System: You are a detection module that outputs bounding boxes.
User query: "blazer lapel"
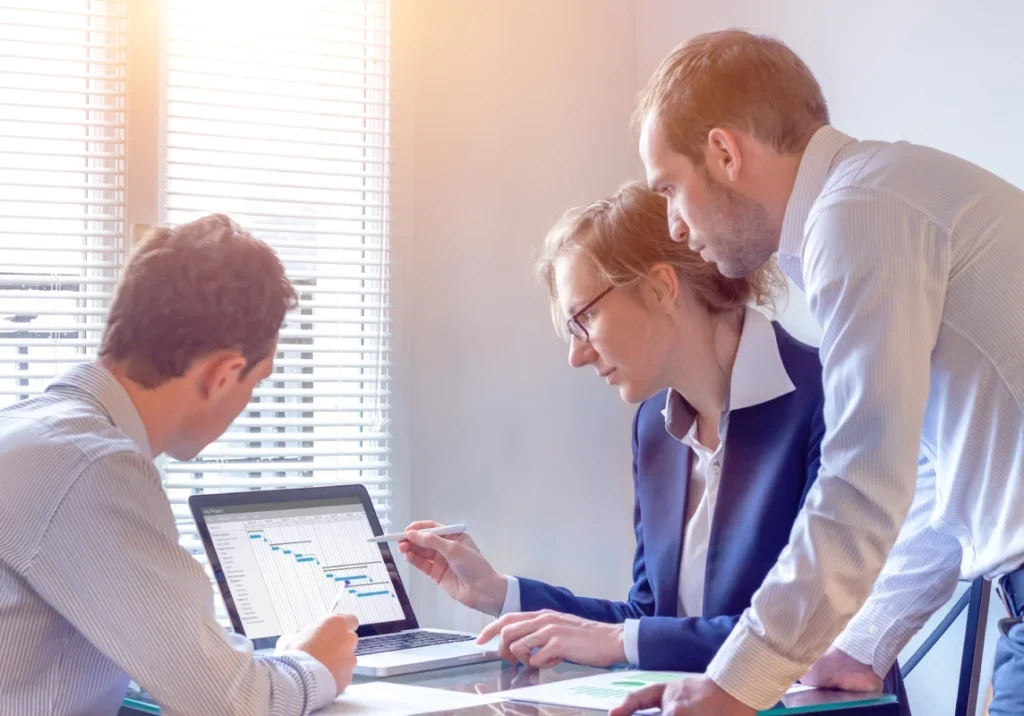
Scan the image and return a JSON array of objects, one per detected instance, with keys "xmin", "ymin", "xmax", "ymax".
[
  {"xmin": 703, "ymin": 406, "xmax": 763, "ymax": 615},
  {"xmin": 639, "ymin": 405, "xmax": 694, "ymax": 617}
]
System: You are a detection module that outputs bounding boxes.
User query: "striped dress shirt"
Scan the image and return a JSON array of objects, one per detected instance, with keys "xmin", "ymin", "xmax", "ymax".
[
  {"xmin": 706, "ymin": 126, "xmax": 1024, "ymax": 709},
  {"xmin": 0, "ymin": 363, "xmax": 336, "ymax": 716}
]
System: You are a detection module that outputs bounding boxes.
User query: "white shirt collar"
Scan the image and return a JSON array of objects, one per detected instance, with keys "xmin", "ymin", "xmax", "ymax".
[
  {"xmin": 778, "ymin": 126, "xmax": 856, "ymax": 288},
  {"xmin": 728, "ymin": 306, "xmax": 796, "ymax": 410},
  {"xmin": 48, "ymin": 362, "xmax": 153, "ymax": 458},
  {"xmin": 678, "ymin": 417, "xmax": 705, "ymax": 455},
  {"xmin": 662, "ymin": 306, "xmax": 796, "ymax": 438}
]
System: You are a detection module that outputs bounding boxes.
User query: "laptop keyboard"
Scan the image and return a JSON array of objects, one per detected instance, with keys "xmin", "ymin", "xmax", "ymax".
[{"xmin": 355, "ymin": 631, "xmax": 475, "ymax": 656}]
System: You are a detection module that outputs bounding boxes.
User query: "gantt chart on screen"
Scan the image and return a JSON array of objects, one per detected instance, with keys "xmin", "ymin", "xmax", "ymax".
[{"xmin": 202, "ymin": 498, "xmax": 404, "ymax": 639}]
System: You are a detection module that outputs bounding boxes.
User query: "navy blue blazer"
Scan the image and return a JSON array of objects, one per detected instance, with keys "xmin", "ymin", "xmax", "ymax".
[{"xmin": 517, "ymin": 323, "xmax": 908, "ymax": 711}]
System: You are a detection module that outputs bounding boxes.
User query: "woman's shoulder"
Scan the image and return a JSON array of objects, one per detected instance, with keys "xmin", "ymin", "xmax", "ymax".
[{"xmin": 770, "ymin": 321, "xmax": 824, "ymax": 394}]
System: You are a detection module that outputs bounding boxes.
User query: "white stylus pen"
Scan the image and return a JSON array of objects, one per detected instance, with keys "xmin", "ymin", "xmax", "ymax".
[{"xmin": 366, "ymin": 523, "xmax": 466, "ymax": 543}]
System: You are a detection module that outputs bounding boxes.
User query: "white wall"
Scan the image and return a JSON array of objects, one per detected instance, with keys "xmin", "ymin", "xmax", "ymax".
[
  {"xmin": 391, "ymin": 0, "xmax": 641, "ymax": 633},
  {"xmin": 638, "ymin": 0, "xmax": 1024, "ymax": 347},
  {"xmin": 636, "ymin": 2, "xmax": 1024, "ymax": 713},
  {"xmin": 391, "ymin": 2, "xmax": 1019, "ymax": 712}
]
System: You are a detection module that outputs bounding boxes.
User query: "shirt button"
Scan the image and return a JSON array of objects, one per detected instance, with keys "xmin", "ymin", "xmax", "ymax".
[{"xmin": 712, "ymin": 462, "xmax": 721, "ymax": 477}]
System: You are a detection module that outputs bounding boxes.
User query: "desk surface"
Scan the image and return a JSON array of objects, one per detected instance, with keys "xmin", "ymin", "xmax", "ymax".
[{"xmin": 122, "ymin": 660, "xmax": 898, "ymax": 715}]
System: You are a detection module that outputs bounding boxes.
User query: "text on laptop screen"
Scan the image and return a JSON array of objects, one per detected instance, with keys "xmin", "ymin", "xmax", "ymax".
[{"xmin": 201, "ymin": 497, "xmax": 405, "ymax": 639}]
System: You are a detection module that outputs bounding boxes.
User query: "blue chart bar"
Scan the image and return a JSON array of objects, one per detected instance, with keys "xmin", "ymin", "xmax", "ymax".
[
  {"xmin": 255, "ymin": 535, "xmax": 364, "ymax": 586},
  {"xmin": 250, "ymin": 533, "xmax": 324, "ymax": 566},
  {"xmin": 241, "ymin": 514, "xmax": 407, "ymax": 632}
]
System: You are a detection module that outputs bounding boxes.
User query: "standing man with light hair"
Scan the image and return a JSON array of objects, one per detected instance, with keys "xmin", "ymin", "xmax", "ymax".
[
  {"xmin": 0, "ymin": 214, "xmax": 359, "ymax": 716},
  {"xmin": 613, "ymin": 29, "xmax": 1024, "ymax": 716}
]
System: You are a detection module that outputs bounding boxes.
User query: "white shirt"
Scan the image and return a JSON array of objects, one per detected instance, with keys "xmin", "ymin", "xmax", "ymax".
[
  {"xmin": 676, "ymin": 419, "xmax": 720, "ymax": 621},
  {"xmin": 501, "ymin": 307, "xmax": 796, "ymax": 666},
  {"xmin": 671, "ymin": 306, "xmax": 797, "ymax": 624},
  {"xmin": 0, "ymin": 364, "xmax": 336, "ymax": 716},
  {"xmin": 708, "ymin": 126, "xmax": 1024, "ymax": 710}
]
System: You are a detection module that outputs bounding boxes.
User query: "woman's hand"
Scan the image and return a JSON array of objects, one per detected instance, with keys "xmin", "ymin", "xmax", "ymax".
[
  {"xmin": 476, "ymin": 610, "xmax": 626, "ymax": 669},
  {"xmin": 398, "ymin": 520, "xmax": 508, "ymax": 615}
]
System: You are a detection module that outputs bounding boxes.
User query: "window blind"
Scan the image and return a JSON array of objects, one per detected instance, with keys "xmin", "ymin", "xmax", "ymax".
[
  {"xmin": 160, "ymin": 0, "xmax": 392, "ymax": 565},
  {"xmin": 0, "ymin": 1, "xmax": 126, "ymax": 403}
]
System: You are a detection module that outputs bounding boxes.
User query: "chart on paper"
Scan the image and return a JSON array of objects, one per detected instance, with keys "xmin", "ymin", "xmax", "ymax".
[
  {"xmin": 203, "ymin": 499, "xmax": 405, "ymax": 639},
  {"xmin": 505, "ymin": 671, "xmax": 817, "ymax": 713}
]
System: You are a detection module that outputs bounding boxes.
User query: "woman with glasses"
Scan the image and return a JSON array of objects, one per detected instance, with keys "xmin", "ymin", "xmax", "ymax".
[{"xmin": 399, "ymin": 181, "xmax": 907, "ymax": 712}]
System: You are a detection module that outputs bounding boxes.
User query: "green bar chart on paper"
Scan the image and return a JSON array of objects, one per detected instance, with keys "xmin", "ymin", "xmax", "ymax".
[
  {"xmin": 506, "ymin": 670, "xmax": 696, "ymax": 712},
  {"xmin": 610, "ymin": 672, "xmax": 685, "ymax": 687},
  {"xmin": 507, "ymin": 670, "xmax": 898, "ymax": 714},
  {"xmin": 570, "ymin": 671, "xmax": 686, "ymax": 700}
]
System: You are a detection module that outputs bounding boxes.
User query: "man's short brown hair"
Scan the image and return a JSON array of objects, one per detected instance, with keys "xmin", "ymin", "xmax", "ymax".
[
  {"xmin": 634, "ymin": 29, "xmax": 830, "ymax": 163},
  {"xmin": 99, "ymin": 214, "xmax": 298, "ymax": 388}
]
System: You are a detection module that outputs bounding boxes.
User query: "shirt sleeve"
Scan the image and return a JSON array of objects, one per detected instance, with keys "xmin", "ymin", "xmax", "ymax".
[
  {"xmin": 832, "ymin": 454, "xmax": 962, "ymax": 674},
  {"xmin": 706, "ymin": 187, "xmax": 950, "ymax": 709},
  {"xmin": 21, "ymin": 451, "xmax": 338, "ymax": 716},
  {"xmin": 623, "ymin": 619, "xmax": 641, "ymax": 665},
  {"xmin": 499, "ymin": 577, "xmax": 522, "ymax": 615}
]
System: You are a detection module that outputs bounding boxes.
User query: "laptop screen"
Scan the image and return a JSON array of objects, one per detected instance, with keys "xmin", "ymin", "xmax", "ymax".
[{"xmin": 199, "ymin": 493, "xmax": 410, "ymax": 641}]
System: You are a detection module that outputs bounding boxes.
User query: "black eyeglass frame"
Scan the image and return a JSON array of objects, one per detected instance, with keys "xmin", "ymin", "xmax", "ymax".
[{"xmin": 566, "ymin": 286, "xmax": 614, "ymax": 342}]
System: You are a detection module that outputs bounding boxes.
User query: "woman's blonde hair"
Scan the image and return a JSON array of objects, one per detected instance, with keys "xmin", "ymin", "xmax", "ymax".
[{"xmin": 537, "ymin": 181, "xmax": 784, "ymax": 336}]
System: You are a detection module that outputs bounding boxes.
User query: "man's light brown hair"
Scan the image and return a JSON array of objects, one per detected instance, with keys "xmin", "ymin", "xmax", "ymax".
[
  {"xmin": 634, "ymin": 29, "xmax": 830, "ymax": 163},
  {"xmin": 99, "ymin": 214, "xmax": 298, "ymax": 388}
]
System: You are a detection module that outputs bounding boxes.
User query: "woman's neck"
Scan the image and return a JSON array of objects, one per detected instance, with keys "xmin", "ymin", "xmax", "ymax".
[{"xmin": 672, "ymin": 307, "xmax": 745, "ymax": 449}]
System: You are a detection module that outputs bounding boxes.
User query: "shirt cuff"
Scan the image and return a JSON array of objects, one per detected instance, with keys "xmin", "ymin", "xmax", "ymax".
[
  {"xmin": 706, "ymin": 622, "xmax": 809, "ymax": 711},
  {"xmin": 623, "ymin": 619, "xmax": 641, "ymax": 665},
  {"xmin": 500, "ymin": 576, "xmax": 521, "ymax": 615},
  {"xmin": 278, "ymin": 649, "xmax": 339, "ymax": 710},
  {"xmin": 831, "ymin": 600, "xmax": 919, "ymax": 677},
  {"xmin": 227, "ymin": 631, "xmax": 256, "ymax": 654}
]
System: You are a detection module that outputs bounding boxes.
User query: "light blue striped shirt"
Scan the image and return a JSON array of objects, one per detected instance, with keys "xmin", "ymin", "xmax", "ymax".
[
  {"xmin": 707, "ymin": 126, "xmax": 1024, "ymax": 709},
  {"xmin": 0, "ymin": 363, "xmax": 336, "ymax": 716}
]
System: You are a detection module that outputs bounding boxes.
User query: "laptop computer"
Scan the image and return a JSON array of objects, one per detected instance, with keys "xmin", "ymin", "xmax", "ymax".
[{"xmin": 189, "ymin": 484, "xmax": 501, "ymax": 677}]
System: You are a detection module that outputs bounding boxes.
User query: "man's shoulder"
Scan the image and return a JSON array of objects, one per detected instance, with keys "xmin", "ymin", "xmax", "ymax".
[
  {"xmin": 820, "ymin": 137, "xmax": 984, "ymax": 216},
  {"xmin": 0, "ymin": 390, "xmax": 143, "ymax": 463},
  {"xmin": 818, "ymin": 137, "xmax": 901, "ymax": 199},
  {"xmin": 0, "ymin": 393, "xmax": 155, "ymax": 571}
]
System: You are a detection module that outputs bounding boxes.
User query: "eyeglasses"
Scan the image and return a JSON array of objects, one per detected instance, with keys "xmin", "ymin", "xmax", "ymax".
[{"xmin": 566, "ymin": 286, "xmax": 614, "ymax": 343}]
